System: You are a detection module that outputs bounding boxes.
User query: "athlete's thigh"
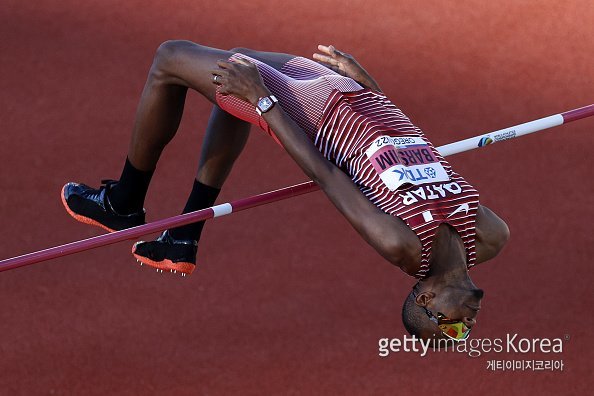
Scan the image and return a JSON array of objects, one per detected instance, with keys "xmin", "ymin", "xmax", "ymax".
[
  {"xmin": 162, "ymin": 43, "xmax": 297, "ymax": 103},
  {"xmin": 229, "ymin": 47, "xmax": 297, "ymax": 71}
]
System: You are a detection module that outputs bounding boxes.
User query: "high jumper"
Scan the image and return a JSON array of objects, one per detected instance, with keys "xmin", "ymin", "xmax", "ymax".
[{"xmin": 50, "ymin": 42, "xmax": 587, "ymax": 341}]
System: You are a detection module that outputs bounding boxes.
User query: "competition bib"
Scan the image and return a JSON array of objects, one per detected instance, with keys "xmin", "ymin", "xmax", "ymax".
[{"xmin": 365, "ymin": 136, "xmax": 449, "ymax": 191}]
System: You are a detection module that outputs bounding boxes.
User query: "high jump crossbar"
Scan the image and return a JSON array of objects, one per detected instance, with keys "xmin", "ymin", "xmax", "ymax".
[{"xmin": 1, "ymin": 104, "xmax": 592, "ymax": 273}]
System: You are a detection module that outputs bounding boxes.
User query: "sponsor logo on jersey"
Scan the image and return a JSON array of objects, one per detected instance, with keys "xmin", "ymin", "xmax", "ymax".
[
  {"xmin": 424, "ymin": 167, "xmax": 437, "ymax": 178},
  {"xmin": 447, "ymin": 202, "xmax": 470, "ymax": 218}
]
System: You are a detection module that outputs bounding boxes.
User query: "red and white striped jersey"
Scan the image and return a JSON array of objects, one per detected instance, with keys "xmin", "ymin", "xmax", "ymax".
[
  {"xmin": 216, "ymin": 54, "xmax": 480, "ymax": 278},
  {"xmin": 316, "ymin": 89, "xmax": 479, "ymax": 278}
]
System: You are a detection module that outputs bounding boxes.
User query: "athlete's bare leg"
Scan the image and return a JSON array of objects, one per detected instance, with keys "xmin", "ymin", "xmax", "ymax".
[
  {"xmin": 124, "ymin": 43, "xmax": 299, "ymax": 270},
  {"xmin": 126, "ymin": 41, "xmax": 234, "ymax": 172},
  {"xmin": 193, "ymin": 106, "xmax": 252, "ymax": 188}
]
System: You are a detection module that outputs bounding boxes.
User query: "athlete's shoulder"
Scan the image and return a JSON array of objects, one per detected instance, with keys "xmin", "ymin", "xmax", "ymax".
[{"xmin": 473, "ymin": 205, "xmax": 510, "ymax": 265}]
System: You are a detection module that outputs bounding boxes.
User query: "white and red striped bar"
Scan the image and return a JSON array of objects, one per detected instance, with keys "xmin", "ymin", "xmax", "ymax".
[
  {"xmin": 438, "ymin": 104, "xmax": 594, "ymax": 156},
  {"xmin": 0, "ymin": 182, "xmax": 319, "ymax": 272},
  {"xmin": 1, "ymin": 104, "xmax": 592, "ymax": 272}
]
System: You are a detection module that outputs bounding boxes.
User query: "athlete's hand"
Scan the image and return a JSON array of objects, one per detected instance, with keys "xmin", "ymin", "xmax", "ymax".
[
  {"xmin": 211, "ymin": 58, "xmax": 271, "ymax": 105},
  {"xmin": 313, "ymin": 45, "xmax": 381, "ymax": 92}
]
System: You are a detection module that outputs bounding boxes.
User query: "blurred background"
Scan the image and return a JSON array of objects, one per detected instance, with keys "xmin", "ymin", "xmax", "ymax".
[{"xmin": 1, "ymin": 0, "xmax": 592, "ymax": 394}]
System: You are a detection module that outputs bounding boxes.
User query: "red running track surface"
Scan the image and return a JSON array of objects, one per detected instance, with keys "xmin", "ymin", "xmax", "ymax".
[{"xmin": 1, "ymin": 1, "xmax": 593, "ymax": 394}]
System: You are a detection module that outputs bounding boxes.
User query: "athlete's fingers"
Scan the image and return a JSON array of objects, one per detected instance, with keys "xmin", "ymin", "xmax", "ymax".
[
  {"xmin": 216, "ymin": 59, "xmax": 235, "ymax": 69},
  {"xmin": 327, "ymin": 45, "xmax": 338, "ymax": 57},
  {"xmin": 315, "ymin": 44, "xmax": 350, "ymax": 67},
  {"xmin": 317, "ymin": 44, "xmax": 341, "ymax": 58},
  {"xmin": 217, "ymin": 83, "xmax": 229, "ymax": 94},
  {"xmin": 209, "ymin": 68, "xmax": 229, "ymax": 76},
  {"xmin": 231, "ymin": 57, "xmax": 253, "ymax": 66},
  {"xmin": 313, "ymin": 53, "xmax": 340, "ymax": 66},
  {"xmin": 210, "ymin": 58, "xmax": 265, "ymax": 102},
  {"xmin": 212, "ymin": 60, "xmax": 249, "ymax": 82},
  {"xmin": 316, "ymin": 45, "xmax": 334, "ymax": 59},
  {"xmin": 209, "ymin": 68, "xmax": 228, "ymax": 85},
  {"xmin": 328, "ymin": 45, "xmax": 348, "ymax": 59},
  {"xmin": 316, "ymin": 44, "xmax": 330, "ymax": 53},
  {"xmin": 312, "ymin": 53, "xmax": 331, "ymax": 63},
  {"xmin": 216, "ymin": 80, "xmax": 245, "ymax": 100},
  {"xmin": 327, "ymin": 45, "xmax": 355, "ymax": 65}
]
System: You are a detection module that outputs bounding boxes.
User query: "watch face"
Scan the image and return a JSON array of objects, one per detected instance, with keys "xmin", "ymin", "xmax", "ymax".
[{"xmin": 259, "ymin": 97, "xmax": 273, "ymax": 110}]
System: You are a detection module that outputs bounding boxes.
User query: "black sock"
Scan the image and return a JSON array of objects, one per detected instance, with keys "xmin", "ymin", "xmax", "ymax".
[
  {"xmin": 169, "ymin": 179, "xmax": 221, "ymax": 241},
  {"xmin": 109, "ymin": 157, "xmax": 154, "ymax": 214}
]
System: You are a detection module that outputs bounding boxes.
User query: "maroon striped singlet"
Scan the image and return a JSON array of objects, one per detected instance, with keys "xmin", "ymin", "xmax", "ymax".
[{"xmin": 216, "ymin": 54, "xmax": 479, "ymax": 278}]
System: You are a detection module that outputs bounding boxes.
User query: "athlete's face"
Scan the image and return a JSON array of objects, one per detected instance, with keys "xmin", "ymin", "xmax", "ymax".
[{"xmin": 424, "ymin": 286, "xmax": 484, "ymax": 335}]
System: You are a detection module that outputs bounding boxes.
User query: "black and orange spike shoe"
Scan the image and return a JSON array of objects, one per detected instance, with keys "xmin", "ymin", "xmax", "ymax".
[
  {"xmin": 61, "ymin": 180, "xmax": 145, "ymax": 232},
  {"xmin": 132, "ymin": 231, "xmax": 197, "ymax": 277}
]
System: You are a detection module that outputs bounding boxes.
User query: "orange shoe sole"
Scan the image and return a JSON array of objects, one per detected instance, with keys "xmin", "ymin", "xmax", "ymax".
[
  {"xmin": 60, "ymin": 185, "xmax": 116, "ymax": 233},
  {"xmin": 132, "ymin": 247, "xmax": 195, "ymax": 277}
]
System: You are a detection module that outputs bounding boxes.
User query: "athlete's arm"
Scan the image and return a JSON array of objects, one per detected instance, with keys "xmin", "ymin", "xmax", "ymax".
[
  {"xmin": 212, "ymin": 58, "xmax": 419, "ymax": 266},
  {"xmin": 474, "ymin": 205, "xmax": 510, "ymax": 264},
  {"xmin": 312, "ymin": 45, "xmax": 382, "ymax": 92}
]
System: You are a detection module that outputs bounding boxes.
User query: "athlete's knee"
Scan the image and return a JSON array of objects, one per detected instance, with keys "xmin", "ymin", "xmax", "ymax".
[{"xmin": 150, "ymin": 40, "xmax": 202, "ymax": 80}]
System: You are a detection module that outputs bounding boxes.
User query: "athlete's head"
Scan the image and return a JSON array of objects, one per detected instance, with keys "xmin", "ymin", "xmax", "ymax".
[{"xmin": 402, "ymin": 282, "xmax": 483, "ymax": 340}]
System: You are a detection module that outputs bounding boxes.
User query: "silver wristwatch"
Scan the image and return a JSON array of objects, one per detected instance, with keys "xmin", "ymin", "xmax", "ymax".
[{"xmin": 256, "ymin": 95, "xmax": 278, "ymax": 115}]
